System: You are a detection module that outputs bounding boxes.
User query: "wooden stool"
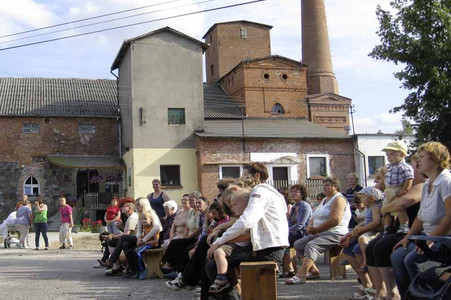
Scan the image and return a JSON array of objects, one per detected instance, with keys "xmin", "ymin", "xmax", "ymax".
[
  {"xmin": 240, "ymin": 261, "xmax": 277, "ymax": 300},
  {"xmin": 328, "ymin": 245, "xmax": 347, "ymax": 280},
  {"xmin": 143, "ymin": 248, "xmax": 164, "ymax": 279}
]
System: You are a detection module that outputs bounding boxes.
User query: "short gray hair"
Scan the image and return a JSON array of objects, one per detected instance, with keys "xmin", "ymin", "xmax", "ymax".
[{"xmin": 163, "ymin": 200, "xmax": 178, "ymax": 212}]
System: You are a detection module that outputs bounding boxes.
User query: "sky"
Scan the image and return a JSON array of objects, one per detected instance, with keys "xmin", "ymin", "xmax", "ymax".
[{"xmin": 0, "ymin": 0, "xmax": 410, "ymax": 134}]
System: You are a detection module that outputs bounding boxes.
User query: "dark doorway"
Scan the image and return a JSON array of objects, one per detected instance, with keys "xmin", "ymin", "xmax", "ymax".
[
  {"xmin": 76, "ymin": 170, "xmax": 88, "ymax": 198},
  {"xmin": 273, "ymin": 167, "xmax": 289, "ymax": 181}
]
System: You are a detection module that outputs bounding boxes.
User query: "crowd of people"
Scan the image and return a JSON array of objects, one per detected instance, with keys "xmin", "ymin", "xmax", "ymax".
[{"xmin": 1, "ymin": 140, "xmax": 450, "ymax": 300}]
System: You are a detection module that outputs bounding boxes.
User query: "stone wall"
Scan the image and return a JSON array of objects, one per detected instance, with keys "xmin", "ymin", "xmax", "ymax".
[{"xmin": 0, "ymin": 162, "xmax": 21, "ymax": 219}]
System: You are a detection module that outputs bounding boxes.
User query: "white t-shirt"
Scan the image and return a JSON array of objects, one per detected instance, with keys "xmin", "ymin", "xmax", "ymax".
[
  {"xmin": 124, "ymin": 212, "xmax": 139, "ymax": 236},
  {"xmin": 418, "ymin": 169, "xmax": 451, "ymax": 235}
]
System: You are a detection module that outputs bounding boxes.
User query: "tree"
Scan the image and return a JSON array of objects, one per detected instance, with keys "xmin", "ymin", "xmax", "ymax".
[
  {"xmin": 395, "ymin": 117, "xmax": 415, "ymax": 136},
  {"xmin": 370, "ymin": 0, "xmax": 451, "ymax": 150}
]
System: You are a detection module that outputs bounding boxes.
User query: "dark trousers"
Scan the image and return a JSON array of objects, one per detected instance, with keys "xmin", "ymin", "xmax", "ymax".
[
  {"xmin": 201, "ymin": 245, "xmax": 284, "ymax": 300},
  {"xmin": 108, "ymin": 235, "xmax": 137, "ymax": 263},
  {"xmin": 34, "ymin": 223, "xmax": 49, "ymax": 248},
  {"xmin": 182, "ymin": 236, "xmax": 209, "ymax": 286},
  {"xmin": 162, "ymin": 237, "xmax": 197, "ymax": 272},
  {"xmin": 101, "ymin": 245, "xmax": 110, "ymax": 262}
]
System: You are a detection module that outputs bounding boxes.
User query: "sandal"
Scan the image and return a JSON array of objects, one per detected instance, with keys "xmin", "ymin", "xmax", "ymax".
[
  {"xmin": 285, "ymin": 276, "xmax": 306, "ymax": 285},
  {"xmin": 279, "ymin": 271, "xmax": 296, "ymax": 278},
  {"xmin": 306, "ymin": 272, "xmax": 320, "ymax": 280}
]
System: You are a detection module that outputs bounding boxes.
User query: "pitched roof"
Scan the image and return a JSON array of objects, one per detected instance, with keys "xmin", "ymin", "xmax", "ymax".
[
  {"xmin": 203, "ymin": 83, "xmax": 245, "ymax": 119},
  {"xmin": 0, "ymin": 77, "xmax": 117, "ymax": 117},
  {"xmin": 202, "ymin": 20, "xmax": 273, "ymax": 39},
  {"xmin": 195, "ymin": 118, "xmax": 352, "ymax": 139},
  {"xmin": 111, "ymin": 26, "xmax": 208, "ymax": 70}
]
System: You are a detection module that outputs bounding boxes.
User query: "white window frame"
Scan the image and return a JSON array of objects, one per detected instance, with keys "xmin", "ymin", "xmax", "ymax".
[
  {"xmin": 306, "ymin": 154, "xmax": 330, "ymax": 178},
  {"xmin": 219, "ymin": 165, "xmax": 243, "ymax": 180},
  {"xmin": 367, "ymin": 155, "xmax": 386, "ymax": 177},
  {"xmin": 23, "ymin": 175, "xmax": 40, "ymax": 196}
]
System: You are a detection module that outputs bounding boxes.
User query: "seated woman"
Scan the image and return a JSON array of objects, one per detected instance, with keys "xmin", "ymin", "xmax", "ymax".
[
  {"xmin": 286, "ymin": 177, "xmax": 351, "ymax": 285},
  {"xmin": 160, "ymin": 200, "xmax": 178, "ymax": 246},
  {"xmin": 162, "ymin": 194, "xmax": 191, "ymax": 249},
  {"xmin": 280, "ymin": 184, "xmax": 312, "ymax": 278},
  {"xmin": 391, "ymin": 142, "xmax": 451, "ymax": 299}
]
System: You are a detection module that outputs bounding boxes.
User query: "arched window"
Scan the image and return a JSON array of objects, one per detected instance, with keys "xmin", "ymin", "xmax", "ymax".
[
  {"xmin": 24, "ymin": 176, "xmax": 40, "ymax": 196},
  {"xmin": 271, "ymin": 103, "xmax": 285, "ymax": 115}
]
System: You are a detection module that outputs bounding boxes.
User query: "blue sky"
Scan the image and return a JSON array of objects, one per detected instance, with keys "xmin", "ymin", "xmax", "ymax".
[{"xmin": 0, "ymin": 0, "xmax": 409, "ymax": 134}]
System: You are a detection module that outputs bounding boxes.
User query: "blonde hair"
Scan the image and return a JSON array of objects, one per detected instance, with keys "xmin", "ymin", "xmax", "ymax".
[
  {"xmin": 139, "ymin": 210, "xmax": 153, "ymax": 221},
  {"xmin": 417, "ymin": 142, "xmax": 450, "ymax": 170},
  {"xmin": 135, "ymin": 197, "xmax": 151, "ymax": 212}
]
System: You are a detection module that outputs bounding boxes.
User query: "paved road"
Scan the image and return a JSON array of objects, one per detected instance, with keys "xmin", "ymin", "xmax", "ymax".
[{"xmin": 0, "ymin": 233, "xmax": 360, "ymax": 299}]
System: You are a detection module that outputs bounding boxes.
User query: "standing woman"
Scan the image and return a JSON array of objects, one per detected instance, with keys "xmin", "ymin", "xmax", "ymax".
[
  {"xmin": 147, "ymin": 179, "xmax": 170, "ymax": 223},
  {"xmin": 34, "ymin": 197, "xmax": 49, "ymax": 250},
  {"xmin": 16, "ymin": 198, "xmax": 33, "ymax": 249}
]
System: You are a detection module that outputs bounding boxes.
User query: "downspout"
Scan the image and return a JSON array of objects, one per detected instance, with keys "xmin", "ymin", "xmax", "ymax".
[{"xmin": 110, "ymin": 69, "xmax": 121, "ymax": 158}]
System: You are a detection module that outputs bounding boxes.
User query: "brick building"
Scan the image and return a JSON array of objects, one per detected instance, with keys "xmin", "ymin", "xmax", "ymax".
[{"xmin": 0, "ymin": 78, "xmax": 122, "ymax": 219}]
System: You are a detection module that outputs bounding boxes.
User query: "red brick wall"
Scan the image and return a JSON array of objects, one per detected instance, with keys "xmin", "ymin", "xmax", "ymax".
[
  {"xmin": 196, "ymin": 137, "xmax": 355, "ymax": 200},
  {"xmin": 0, "ymin": 117, "xmax": 119, "ymax": 164}
]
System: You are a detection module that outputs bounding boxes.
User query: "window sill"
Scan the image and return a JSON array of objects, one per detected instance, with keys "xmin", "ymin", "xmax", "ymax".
[{"xmin": 162, "ymin": 185, "xmax": 183, "ymax": 190}]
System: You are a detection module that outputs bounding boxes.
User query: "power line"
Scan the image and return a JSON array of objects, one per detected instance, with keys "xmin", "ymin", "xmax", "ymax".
[
  {"xmin": 0, "ymin": 0, "xmax": 187, "ymax": 39},
  {"xmin": 0, "ymin": 0, "xmax": 265, "ymax": 52},
  {"xmin": 0, "ymin": 0, "xmax": 218, "ymax": 45}
]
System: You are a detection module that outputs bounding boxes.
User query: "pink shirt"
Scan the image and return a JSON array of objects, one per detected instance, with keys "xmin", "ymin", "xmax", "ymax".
[{"xmin": 59, "ymin": 205, "xmax": 73, "ymax": 223}]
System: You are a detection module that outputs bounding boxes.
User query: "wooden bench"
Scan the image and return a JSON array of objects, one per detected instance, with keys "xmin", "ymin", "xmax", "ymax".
[
  {"xmin": 143, "ymin": 248, "xmax": 164, "ymax": 279},
  {"xmin": 240, "ymin": 261, "xmax": 277, "ymax": 300},
  {"xmin": 327, "ymin": 245, "xmax": 347, "ymax": 280}
]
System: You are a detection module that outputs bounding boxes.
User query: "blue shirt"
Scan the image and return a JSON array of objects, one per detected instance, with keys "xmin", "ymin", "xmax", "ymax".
[{"xmin": 288, "ymin": 201, "xmax": 312, "ymax": 234}]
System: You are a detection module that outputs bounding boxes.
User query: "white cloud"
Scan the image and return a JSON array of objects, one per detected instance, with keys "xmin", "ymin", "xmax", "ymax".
[{"xmin": 354, "ymin": 111, "xmax": 404, "ymax": 134}]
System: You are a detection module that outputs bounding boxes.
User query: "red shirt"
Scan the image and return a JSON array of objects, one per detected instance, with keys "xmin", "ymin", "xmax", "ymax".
[{"xmin": 105, "ymin": 205, "xmax": 120, "ymax": 221}]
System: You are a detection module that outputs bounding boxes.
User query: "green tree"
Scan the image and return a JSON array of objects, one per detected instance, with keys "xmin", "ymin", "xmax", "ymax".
[{"xmin": 370, "ymin": 0, "xmax": 451, "ymax": 150}]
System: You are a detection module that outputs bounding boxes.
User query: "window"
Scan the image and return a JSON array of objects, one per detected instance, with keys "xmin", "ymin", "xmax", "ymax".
[
  {"xmin": 160, "ymin": 165, "xmax": 181, "ymax": 186},
  {"xmin": 24, "ymin": 176, "xmax": 40, "ymax": 196},
  {"xmin": 219, "ymin": 166, "xmax": 242, "ymax": 179},
  {"xmin": 368, "ymin": 156, "xmax": 385, "ymax": 176},
  {"xmin": 271, "ymin": 103, "xmax": 285, "ymax": 115},
  {"xmin": 22, "ymin": 123, "xmax": 39, "ymax": 133},
  {"xmin": 306, "ymin": 154, "xmax": 330, "ymax": 178},
  {"xmin": 168, "ymin": 108, "xmax": 185, "ymax": 125},
  {"xmin": 273, "ymin": 167, "xmax": 289, "ymax": 182},
  {"xmin": 79, "ymin": 124, "xmax": 96, "ymax": 133},
  {"xmin": 240, "ymin": 27, "xmax": 247, "ymax": 39}
]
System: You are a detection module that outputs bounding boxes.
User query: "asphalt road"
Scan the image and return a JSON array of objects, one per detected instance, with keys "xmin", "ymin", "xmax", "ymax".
[{"xmin": 0, "ymin": 233, "xmax": 360, "ymax": 299}]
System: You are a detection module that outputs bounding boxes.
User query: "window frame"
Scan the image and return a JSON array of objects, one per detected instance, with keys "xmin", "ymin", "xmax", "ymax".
[
  {"xmin": 219, "ymin": 165, "xmax": 243, "ymax": 180},
  {"xmin": 306, "ymin": 154, "xmax": 330, "ymax": 179},
  {"xmin": 23, "ymin": 175, "xmax": 40, "ymax": 196},
  {"xmin": 22, "ymin": 123, "xmax": 40, "ymax": 133},
  {"xmin": 160, "ymin": 165, "xmax": 181, "ymax": 187},
  {"xmin": 78, "ymin": 124, "xmax": 96, "ymax": 133},
  {"xmin": 167, "ymin": 108, "xmax": 186, "ymax": 126},
  {"xmin": 368, "ymin": 155, "xmax": 386, "ymax": 177}
]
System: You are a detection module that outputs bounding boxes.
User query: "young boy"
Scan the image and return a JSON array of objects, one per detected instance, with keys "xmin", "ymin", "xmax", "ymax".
[
  {"xmin": 209, "ymin": 188, "xmax": 251, "ymax": 293},
  {"xmin": 382, "ymin": 141, "xmax": 414, "ymax": 235}
]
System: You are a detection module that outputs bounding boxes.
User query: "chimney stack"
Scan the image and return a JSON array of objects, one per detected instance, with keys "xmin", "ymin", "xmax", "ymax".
[{"xmin": 301, "ymin": 0, "xmax": 338, "ymax": 95}]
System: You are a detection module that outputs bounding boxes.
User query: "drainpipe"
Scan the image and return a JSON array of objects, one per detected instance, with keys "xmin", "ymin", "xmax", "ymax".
[{"xmin": 110, "ymin": 69, "xmax": 121, "ymax": 158}]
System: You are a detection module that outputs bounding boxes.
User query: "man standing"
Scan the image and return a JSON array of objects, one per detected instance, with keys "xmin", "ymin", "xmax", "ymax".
[{"xmin": 59, "ymin": 197, "xmax": 73, "ymax": 249}]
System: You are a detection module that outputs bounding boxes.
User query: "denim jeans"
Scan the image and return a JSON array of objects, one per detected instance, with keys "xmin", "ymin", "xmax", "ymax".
[{"xmin": 34, "ymin": 222, "xmax": 49, "ymax": 248}]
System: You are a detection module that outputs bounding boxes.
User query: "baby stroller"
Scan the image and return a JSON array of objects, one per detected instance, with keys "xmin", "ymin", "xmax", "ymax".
[
  {"xmin": 406, "ymin": 235, "xmax": 451, "ymax": 300},
  {"xmin": 3, "ymin": 225, "xmax": 21, "ymax": 248}
]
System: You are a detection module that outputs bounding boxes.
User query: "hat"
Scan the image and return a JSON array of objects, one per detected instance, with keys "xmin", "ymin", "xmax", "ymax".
[
  {"xmin": 357, "ymin": 187, "xmax": 384, "ymax": 201},
  {"xmin": 382, "ymin": 140, "xmax": 408, "ymax": 155}
]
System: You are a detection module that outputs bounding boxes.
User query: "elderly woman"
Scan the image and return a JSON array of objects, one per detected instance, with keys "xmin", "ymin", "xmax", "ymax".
[
  {"xmin": 167, "ymin": 194, "xmax": 191, "ymax": 244},
  {"xmin": 286, "ymin": 177, "xmax": 351, "ymax": 284},
  {"xmin": 390, "ymin": 142, "xmax": 451, "ymax": 298},
  {"xmin": 280, "ymin": 184, "xmax": 312, "ymax": 278},
  {"xmin": 160, "ymin": 200, "xmax": 178, "ymax": 245},
  {"xmin": 346, "ymin": 172, "xmax": 364, "ymax": 228},
  {"xmin": 147, "ymin": 179, "xmax": 170, "ymax": 223},
  {"xmin": 16, "ymin": 197, "xmax": 33, "ymax": 249}
]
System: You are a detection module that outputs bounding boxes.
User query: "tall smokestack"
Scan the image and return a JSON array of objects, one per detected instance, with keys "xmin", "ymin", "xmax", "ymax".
[{"xmin": 301, "ymin": 0, "xmax": 338, "ymax": 94}]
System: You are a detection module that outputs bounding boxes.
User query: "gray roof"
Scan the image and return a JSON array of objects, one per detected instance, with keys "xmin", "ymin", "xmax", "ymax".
[
  {"xmin": 195, "ymin": 118, "xmax": 352, "ymax": 139},
  {"xmin": 0, "ymin": 78, "xmax": 117, "ymax": 117},
  {"xmin": 203, "ymin": 83, "xmax": 245, "ymax": 119},
  {"xmin": 111, "ymin": 27, "xmax": 208, "ymax": 70}
]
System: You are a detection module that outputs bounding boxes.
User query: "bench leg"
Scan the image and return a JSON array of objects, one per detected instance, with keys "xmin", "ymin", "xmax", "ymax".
[{"xmin": 144, "ymin": 252, "xmax": 164, "ymax": 279}]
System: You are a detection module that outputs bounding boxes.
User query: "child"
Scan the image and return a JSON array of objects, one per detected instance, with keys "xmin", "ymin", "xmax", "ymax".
[
  {"xmin": 209, "ymin": 188, "xmax": 251, "ymax": 293},
  {"xmin": 104, "ymin": 197, "xmax": 122, "ymax": 234},
  {"xmin": 339, "ymin": 194, "xmax": 366, "ymax": 250},
  {"xmin": 382, "ymin": 141, "xmax": 414, "ymax": 235},
  {"xmin": 134, "ymin": 210, "xmax": 160, "ymax": 280}
]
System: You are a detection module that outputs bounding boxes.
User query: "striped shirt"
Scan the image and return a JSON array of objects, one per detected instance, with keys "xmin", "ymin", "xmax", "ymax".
[{"xmin": 385, "ymin": 159, "xmax": 414, "ymax": 186}]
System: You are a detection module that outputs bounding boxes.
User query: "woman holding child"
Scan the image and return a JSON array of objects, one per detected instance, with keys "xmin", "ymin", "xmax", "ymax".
[
  {"xmin": 286, "ymin": 177, "xmax": 351, "ymax": 285},
  {"xmin": 390, "ymin": 142, "xmax": 451, "ymax": 299}
]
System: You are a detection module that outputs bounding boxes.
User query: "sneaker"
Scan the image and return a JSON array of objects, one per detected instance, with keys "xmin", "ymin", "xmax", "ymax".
[
  {"xmin": 139, "ymin": 268, "xmax": 147, "ymax": 280},
  {"xmin": 165, "ymin": 274, "xmax": 186, "ymax": 291},
  {"xmin": 208, "ymin": 278, "xmax": 230, "ymax": 293},
  {"xmin": 44, "ymin": 247, "xmax": 49, "ymax": 250},
  {"xmin": 105, "ymin": 266, "xmax": 124, "ymax": 276},
  {"xmin": 396, "ymin": 225, "xmax": 409, "ymax": 234},
  {"xmin": 59, "ymin": 244, "xmax": 66, "ymax": 249},
  {"xmin": 34, "ymin": 247, "xmax": 39, "ymax": 250}
]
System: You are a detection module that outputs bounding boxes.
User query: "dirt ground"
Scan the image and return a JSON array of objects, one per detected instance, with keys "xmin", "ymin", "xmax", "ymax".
[{"xmin": 49, "ymin": 233, "xmax": 102, "ymax": 250}]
